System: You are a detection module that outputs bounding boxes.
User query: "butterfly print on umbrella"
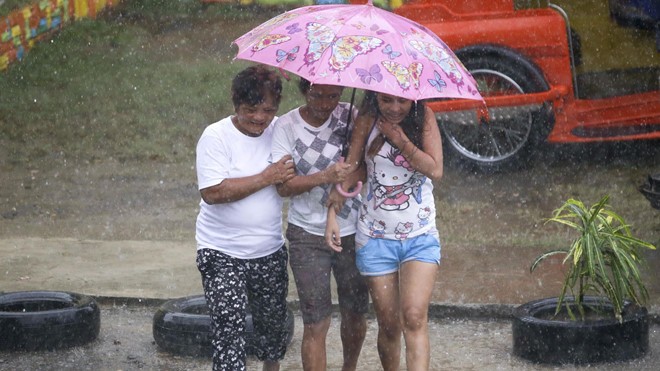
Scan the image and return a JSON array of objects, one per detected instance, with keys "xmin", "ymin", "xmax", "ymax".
[
  {"xmin": 276, "ymin": 46, "xmax": 300, "ymax": 63},
  {"xmin": 355, "ymin": 64, "xmax": 384, "ymax": 85},
  {"xmin": 302, "ymin": 22, "xmax": 384, "ymax": 79},
  {"xmin": 381, "ymin": 60, "xmax": 423, "ymax": 90}
]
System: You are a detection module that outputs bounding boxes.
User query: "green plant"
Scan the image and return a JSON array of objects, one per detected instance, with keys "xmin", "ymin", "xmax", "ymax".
[{"xmin": 531, "ymin": 195, "xmax": 656, "ymax": 322}]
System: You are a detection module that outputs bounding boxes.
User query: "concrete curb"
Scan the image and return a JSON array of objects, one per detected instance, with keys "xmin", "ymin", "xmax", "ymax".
[{"xmin": 93, "ymin": 295, "xmax": 660, "ymax": 324}]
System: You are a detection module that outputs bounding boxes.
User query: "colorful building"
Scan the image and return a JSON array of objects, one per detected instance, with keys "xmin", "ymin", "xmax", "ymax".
[{"xmin": 0, "ymin": 0, "xmax": 118, "ymax": 70}]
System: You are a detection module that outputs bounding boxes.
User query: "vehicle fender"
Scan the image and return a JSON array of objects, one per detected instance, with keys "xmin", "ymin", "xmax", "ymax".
[{"xmin": 455, "ymin": 44, "xmax": 550, "ymax": 92}]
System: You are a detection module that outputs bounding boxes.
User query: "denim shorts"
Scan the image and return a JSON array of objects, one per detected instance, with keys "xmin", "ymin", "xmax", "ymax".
[{"xmin": 355, "ymin": 232, "xmax": 441, "ymax": 276}]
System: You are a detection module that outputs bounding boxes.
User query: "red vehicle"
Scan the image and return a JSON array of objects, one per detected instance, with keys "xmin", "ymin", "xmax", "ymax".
[{"xmin": 387, "ymin": 0, "xmax": 660, "ymax": 171}]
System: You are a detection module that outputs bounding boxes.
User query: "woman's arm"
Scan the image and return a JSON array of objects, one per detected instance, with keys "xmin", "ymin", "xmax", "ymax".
[
  {"xmin": 326, "ymin": 113, "xmax": 373, "ymax": 210},
  {"xmin": 275, "ymin": 160, "xmax": 351, "ymax": 197},
  {"xmin": 200, "ymin": 155, "xmax": 295, "ymax": 204},
  {"xmin": 326, "ymin": 160, "xmax": 366, "ymax": 212},
  {"xmin": 324, "ymin": 206, "xmax": 343, "ymax": 252},
  {"xmin": 378, "ymin": 106, "xmax": 443, "ymax": 181},
  {"xmin": 343, "ymin": 113, "xmax": 373, "ymax": 174}
]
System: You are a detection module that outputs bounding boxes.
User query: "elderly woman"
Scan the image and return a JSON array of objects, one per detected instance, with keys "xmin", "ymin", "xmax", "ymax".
[{"xmin": 195, "ymin": 65, "xmax": 295, "ymax": 371}]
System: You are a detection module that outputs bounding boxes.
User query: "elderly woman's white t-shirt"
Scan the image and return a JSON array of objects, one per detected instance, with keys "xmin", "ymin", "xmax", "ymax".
[{"xmin": 195, "ymin": 116, "xmax": 285, "ymax": 259}]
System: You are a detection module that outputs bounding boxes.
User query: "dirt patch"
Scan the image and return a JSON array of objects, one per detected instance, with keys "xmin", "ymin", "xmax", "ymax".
[{"xmin": 1, "ymin": 140, "xmax": 658, "ymax": 246}]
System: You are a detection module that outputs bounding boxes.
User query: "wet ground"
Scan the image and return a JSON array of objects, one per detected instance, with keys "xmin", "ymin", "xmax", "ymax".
[{"xmin": 0, "ymin": 303, "xmax": 658, "ymax": 370}]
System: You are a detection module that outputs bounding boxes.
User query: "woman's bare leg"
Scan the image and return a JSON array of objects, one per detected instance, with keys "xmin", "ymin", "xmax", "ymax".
[
  {"xmin": 340, "ymin": 308, "xmax": 367, "ymax": 371},
  {"xmin": 399, "ymin": 261, "xmax": 439, "ymax": 370},
  {"xmin": 368, "ymin": 273, "xmax": 402, "ymax": 371}
]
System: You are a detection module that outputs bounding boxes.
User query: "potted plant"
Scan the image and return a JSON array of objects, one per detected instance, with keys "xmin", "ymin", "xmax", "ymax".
[{"xmin": 512, "ymin": 195, "xmax": 656, "ymax": 365}]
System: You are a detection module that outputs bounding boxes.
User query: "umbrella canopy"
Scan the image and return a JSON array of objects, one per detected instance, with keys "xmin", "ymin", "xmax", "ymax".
[{"xmin": 232, "ymin": 0, "xmax": 482, "ymax": 102}]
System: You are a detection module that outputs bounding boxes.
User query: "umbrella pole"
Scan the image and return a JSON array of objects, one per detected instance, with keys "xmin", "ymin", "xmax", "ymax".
[
  {"xmin": 336, "ymin": 87, "xmax": 363, "ymax": 198},
  {"xmin": 342, "ymin": 88, "xmax": 357, "ymax": 158}
]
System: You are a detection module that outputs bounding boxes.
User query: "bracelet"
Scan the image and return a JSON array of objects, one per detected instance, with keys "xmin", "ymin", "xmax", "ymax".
[{"xmin": 402, "ymin": 140, "xmax": 418, "ymax": 159}]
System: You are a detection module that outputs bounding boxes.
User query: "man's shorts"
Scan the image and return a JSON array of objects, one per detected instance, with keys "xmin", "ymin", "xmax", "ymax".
[
  {"xmin": 355, "ymin": 232, "xmax": 441, "ymax": 276},
  {"xmin": 287, "ymin": 224, "xmax": 369, "ymax": 324}
]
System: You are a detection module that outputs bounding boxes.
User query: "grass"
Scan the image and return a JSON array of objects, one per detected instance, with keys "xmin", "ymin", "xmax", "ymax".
[
  {"xmin": 552, "ymin": 0, "xmax": 659, "ymax": 71},
  {"xmin": 2, "ymin": 18, "xmax": 202, "ymax": 163},
  {"xmin": 0, "ymin": 1, "xmax": 307, "ymax": 164}
]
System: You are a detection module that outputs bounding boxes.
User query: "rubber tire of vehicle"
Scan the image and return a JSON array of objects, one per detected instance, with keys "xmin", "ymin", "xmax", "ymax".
[
  {"xmin": 152, "ymin": 295, "xmax": 295, "ymax": 357},
  {"xmin": 512, "ymin": 296, "xmax": 649, "ymax": 365},
  {"xmin": 444, "ymin": 45, "xmax": 553, "ymax": 173},
  {"xmin": 0, "ymin": 291, "xmax": 101, "ymax": 351}
]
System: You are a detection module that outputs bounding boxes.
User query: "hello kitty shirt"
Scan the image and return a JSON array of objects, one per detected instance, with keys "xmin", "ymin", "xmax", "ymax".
[{"xmin": 357, "ymin": 127, "xmax": 438, "ymax": 242}]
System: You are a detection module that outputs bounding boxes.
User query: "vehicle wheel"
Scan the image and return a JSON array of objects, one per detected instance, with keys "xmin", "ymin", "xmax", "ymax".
[
  {"xmin": 152, "ymin": 295, "xmax": 295, "ymax": 357},
  {"xmin": 0, "ymin": 291, "xmax": 101, "ymax": 351},
  {"xmin": 440, "ymin": 45, "xmax": 553, "ymax": 172},
  {"xmin": 512, "ymin": 296, "xmax": 649, "ymax": 364}
]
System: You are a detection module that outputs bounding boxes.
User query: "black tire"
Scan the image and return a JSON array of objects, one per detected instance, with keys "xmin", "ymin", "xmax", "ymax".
[
  {"xmin": 440, "ymin": 45, "xmax": 553, "ymax": 173},
  {"xmin": 0, "ymin": 291, "xmax": 101, "ymax": 351},
  {"xmin": 512, "ymin": 296, "xmax": 649, "ymax": 365},
  {"xmin": 640, "ymin": 172, "xmax": 660, "ymax": 209},
  {"xmin": 152, "ymin": 295, "xmax": 295, "ymax": 357}
]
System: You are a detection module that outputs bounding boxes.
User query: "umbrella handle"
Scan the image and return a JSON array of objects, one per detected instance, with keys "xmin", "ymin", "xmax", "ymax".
[
  {"xmin": 335, "ymin": 182, "xmax": 362, "ymax": 198},
  {"xmin": 334, "ymin": 156, "xmax": 362, "ymax": 198}
]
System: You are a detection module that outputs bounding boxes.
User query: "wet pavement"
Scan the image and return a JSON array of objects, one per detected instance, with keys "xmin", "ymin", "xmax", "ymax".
[
  {"xmin": 0, "ymin": 300, "xmax": 660, "ymax": 371},
  {"xmin": 0, "ymin": 302, "xmax": 658, "ymax": 370},
  {"xmin": 0, "ymin": 237, "xmax": 658, "ymax": 370}
]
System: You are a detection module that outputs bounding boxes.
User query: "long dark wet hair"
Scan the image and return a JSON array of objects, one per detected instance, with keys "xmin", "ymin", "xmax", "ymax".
[{"xmin": 359, "ymin": 91, "xmax": 426, "ymax": 157}]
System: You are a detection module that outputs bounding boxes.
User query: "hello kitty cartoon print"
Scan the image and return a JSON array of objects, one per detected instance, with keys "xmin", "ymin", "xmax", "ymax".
[
  {"xmin": 369, "ymin": 219, "xmax": 386, "ymax": 238},
  {"xmin": 395, "ymin": 222, "xmax": 414, "ymax": 240},
  {"xmin": 369, "ymin": 147, "xmax": 425, "ymax": 211},
  {"xmin": 417, "ymin": 206, "xmax": 431, "ymax": 228},
  {"xmin": 359, "ymin": 139, "xmax": 436, "ymax": 242}
]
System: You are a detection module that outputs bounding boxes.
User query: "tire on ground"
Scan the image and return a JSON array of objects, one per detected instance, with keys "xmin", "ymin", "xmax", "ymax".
[
  {"xmin": 512, "ymin": 296, "xmax": 649, "ymax": 364},
  {"xmin": 152, "ymin": 295, "xmax": 295, "ymax": 357},
  {"xmin": 441, "ymin": 44, "xmax": 553, "ymax": 173},
  {"xmin": 0, "ymin": 290, "xmax": 101, "ymax": 351}
]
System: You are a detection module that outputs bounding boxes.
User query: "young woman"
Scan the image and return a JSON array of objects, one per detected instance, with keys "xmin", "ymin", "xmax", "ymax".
[
  {"xmin": 326, "ymin": 91, "xmax": 443, "ymax": 371},
  {"xmin": 272, "ymin": 78, "xmax": 369, "ymax": 371}
]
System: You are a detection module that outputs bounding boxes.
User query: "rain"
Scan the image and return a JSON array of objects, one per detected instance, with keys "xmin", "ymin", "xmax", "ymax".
[{"xmin": 0, "ymin": 0, "xmax": 658, "ymax": 369}]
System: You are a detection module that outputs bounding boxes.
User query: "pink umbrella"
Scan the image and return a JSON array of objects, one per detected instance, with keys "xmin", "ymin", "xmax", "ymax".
[
  {"xmin": 233, "ymin": 0, "xmax": 483, "ymax": 196},
  {"xmin": 232, "ymin": 0, "xmax": 482, "ymax": 102}
]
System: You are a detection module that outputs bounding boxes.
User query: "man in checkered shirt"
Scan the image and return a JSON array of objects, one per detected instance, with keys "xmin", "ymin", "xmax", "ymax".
[{"xmin": 271, "ymin": 78, "xmax": 369, "ymax": 371}]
